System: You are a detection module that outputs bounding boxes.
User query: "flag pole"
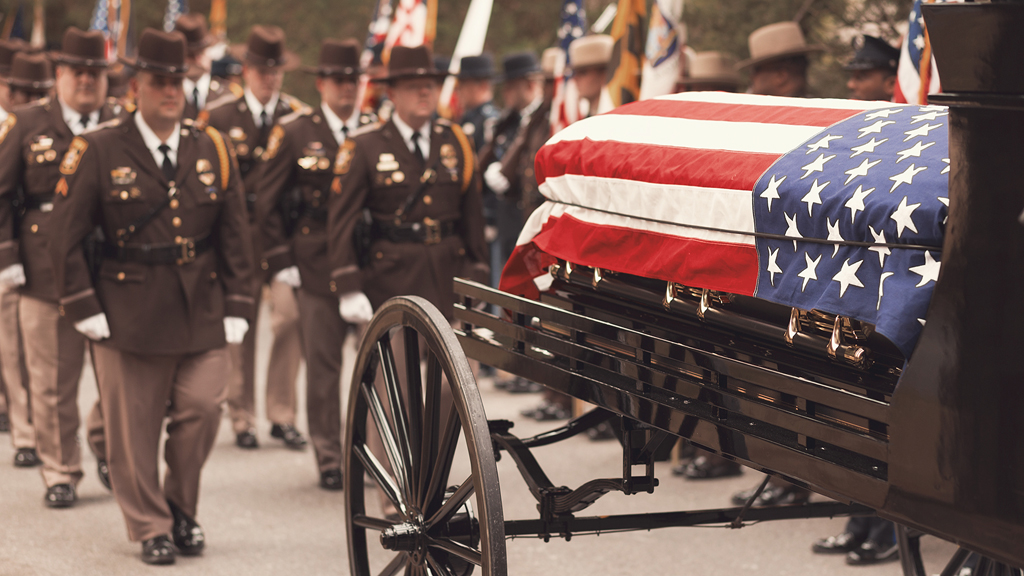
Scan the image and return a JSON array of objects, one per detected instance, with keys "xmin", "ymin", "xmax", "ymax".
[{"xmin": 437, "ymin": 0, "xmax": 494, "ymax": 118}]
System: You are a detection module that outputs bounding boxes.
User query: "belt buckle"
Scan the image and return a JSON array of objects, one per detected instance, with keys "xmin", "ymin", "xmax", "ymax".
[
  {"xmin": 423, "ymin": 217, "xmax": 441, "ymax": 245},
  {"xmin": 176, "ymin": 237, "xmax": 196, "ymax": 265}
]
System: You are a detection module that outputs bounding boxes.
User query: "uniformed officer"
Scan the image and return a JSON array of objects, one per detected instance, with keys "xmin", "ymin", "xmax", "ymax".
[
  {"xmin": 47, "ymin": 28, "xmax": 255, "ymax": 564},
  {"xmin": 844, "ymin": 35, "xmax": 899, "ymax": 101},
  {"xmin": 256, "ymin": 39, "xmax": 375, "ymax": 489},
  {"xmin": 327, "ymin": 44, "xmax": 488, "ymax": 326},
  {"xmin": 0, "ymin": 27, "xmax": 120, "ymax": 508},
  {"xmin": 737, "ymin": 21, "xmax": 824, "ymax": 98},
  {"xmin": 568, "ymin": 35, "xmax": 613, "ymax": 117},
  {"xmin": 206, "ymin": 25, "xmax": 307, "ymax": 450},
  {"xmin": 174, "ymin": 13, "xmax": 238, "ymax": 121},
  {"xmin": 5, "ymin": 52, "xmax": 53, "ymax": 107},
  {"xmin": 0, "ymin": 39, "xmax": 24, "ymax": 436},
  {"xmin": 455, "ymin": 54, "xmax": 498, "ymax": 155}
]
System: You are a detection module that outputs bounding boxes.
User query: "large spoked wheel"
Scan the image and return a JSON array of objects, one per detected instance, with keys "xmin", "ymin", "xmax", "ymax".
[
  {"xmin": 898, "ymin": 526, "xmax": 1022, "ymax": 576},
  {"xmin": 345, "ymin": 296, "xmax": 506, "ymax": 576}
]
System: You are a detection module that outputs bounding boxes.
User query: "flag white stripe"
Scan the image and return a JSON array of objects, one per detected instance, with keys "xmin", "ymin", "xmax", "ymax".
[{"xmin": 652, "ymin": 91, "xmax": 897, "ymax": 111}]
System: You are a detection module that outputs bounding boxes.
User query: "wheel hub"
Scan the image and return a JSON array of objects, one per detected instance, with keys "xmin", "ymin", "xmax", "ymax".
[{"xmin": 380, "ymin": 522, "xmax": 423, "ymax": 553}]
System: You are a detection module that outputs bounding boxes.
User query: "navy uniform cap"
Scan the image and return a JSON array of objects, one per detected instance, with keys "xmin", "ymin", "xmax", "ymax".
[{"xmin": 844, "ymin": 35, "xmax": 900, "ymax": 73}]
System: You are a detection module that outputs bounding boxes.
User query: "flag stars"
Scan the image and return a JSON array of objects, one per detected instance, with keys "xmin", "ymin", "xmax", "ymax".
[
  {"xmin": 784, "ymin": 212, "xmax": 802, "ymax": 250},
  {"xmin": 868, "ymin": 225, "xmax": 891, "ymax": 267},
  {"xmin": 909, "ymin": 250, "xmax": 941, "ymax": 287},
  {"xmin": 889, "ymin": 163, "xmax": 927, "ymax": 193},
  {"xmin": 850, "ymin": 137, "xmax": 887, "ymax": 157},
  {"xmin": 832, "ymin": 258, "xmax": 865, "ymax": 297},
  {"xmin": 760, "ymin": 174, "xmax": 785, "ymax": 212},
  {"xmin": 891, "ymin": 196, "xmax": 921, "ymax": 237},
  {"xmin": 797, "ymin": 252, "xmax": 821, "ymax": 292},
  {"xmin": 911, "ymin": 110, "xmax": 947, "ymax": 123},
  {"xmin": 845, "ymin": 185, "xmax": 874, "ymax": 223},
  {"xmin": 806, "ymin": 134, "xmax": 842, "ymax": 154},
  {"xmin": 903, "ymin": 122, "xmax": 942, "ymax": 142},
  {"xmin": 895, "ymin": 140, "xmax": 935, "ymax": 163},
  {"xmin": 878, "ymin": 271, "xmax": 895, "ymax": 311},
  {"xmin": 800, "ymin": 153, "xmax": 835, "ymax": 179},
  {"xmin": 858, "ymin": 120, "xmax": 895, "ymax": 139},
  {"xmin": 766, "ymin": 246, "xmax": 783, "ymax": 286},
  {"xmin": 941, "ymin": 158, "xmax": 950, "ymax": 174},
  {"xmin": 913, "ymin": 34, "xmax": 925, "ymax": 51},
  {"xmin": 826, "ymin": 217, "xmax": 844, "ymax": 257},
  {"xmin": 864, "ymin": 109, "xmax": 901, "ymax": 121},
  {"xmin": 802, "ymin": 179, "xmax": 828, "ymax": 217},
  {"xmin": 844, "ymin": 158, "xmax": 882, "ymax": 185}
]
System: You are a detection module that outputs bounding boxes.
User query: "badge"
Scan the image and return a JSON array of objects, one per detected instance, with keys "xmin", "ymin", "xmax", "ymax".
[
  {"xmin": 60, "ymin": 137, "xmax": 88, "ymax": 175},
  {"xmin": 331, "ymin": 177, "xmax": 342, "ymax": 194},
  {"xmin": 392, "ymin": 170, "xmax": 405, "ymax": 183},
  {"xmin": 298, "ymin": 156, "xmax": 319, "ymax": 170},
  {"xmin": 199, "ymin": 172, "xmax": 216, "ymax": 186},
  {"xmin": 130, "ymin": 187, "xmax": 142, "ymax": 199},
  {"xmin": 317, "ymin": 157, "xmax": 330, "ymax": 170},
  {"xmin": 376, "ymin": 152, "xmax": 399, "ymax": 172},
  {"xmin": 110, "ymin": 167, "xmax": 136, "ymax": 185},
  {"xmin": 0, "ymin": 115, "xmax": 14, "ymax": 146},
  {"xmin": 334, "ymin": 140, "xmax": 356, "ymax": 175},
  {"xmin": 235, "ymin": 143, "xmax": 249, "ymax": 156},
  {"xmin": 44, "ymin": 149, "xmax": 57, "ymax": 161},
  {"xmin": 440, "ymin": 143, "xmax": 458, "ymax": 170},
  {"xmin": 196, "ymin": 159, "xmax": 212, "ymax": 173},
  {"xmin": 228, "ymin": 127, "xmax": 246, "ymax": 141},
  {"xmin": 263, "ymin": 125, "xmax": 284, "ymax": 160},
  {"xmin": 55, "ymin": 177, "xmax": 68, "ymax": 197},
  {"xmin": 461, "ymin": 122, "xmax": 475, "ymax": 136},
  {"xmin": 30, "ymin": 136, "xmax": 53, "ymax": 152}
]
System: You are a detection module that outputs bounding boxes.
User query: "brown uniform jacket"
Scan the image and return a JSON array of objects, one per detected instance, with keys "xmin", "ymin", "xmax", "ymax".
[
  {"xmin": 184, "ymin": 76, "xmax": 239, "ymax": 122},
  {"xmin": 48, "ymin": 114, "xmax": 256, "ymax": 355},
  {"xmin": 326, "ymin": 118, "xmax": 489, "ymax": 319},
  {"xmin": 0, "ymin": 98, "xmax": 123, "ymax": 302},
  {"xmin": 255, "ymin": 106, "xmax": 376, "ymax": 298}
]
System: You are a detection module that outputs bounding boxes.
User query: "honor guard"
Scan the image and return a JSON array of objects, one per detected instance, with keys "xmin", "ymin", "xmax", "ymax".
[
  {"xmin": 206, "ymin": 25, "xmax": 307, "ymax": 450},
  {"xmin": 174, "ymin": 13, "xmax": 239, "ymax": 121},
  {"xmin": 844, "ymin": 35, "xmax": 899, "ymax": 102},
  {"xmin": 47, "ymin": 29, "xmax": 255, "ymax": 564},
  {"xmin": 0, "ymin": 27, "xmax": 120, "ymax": 508},
  {"xmin": 327, "ymin": 44, "xmax": 489, "ymax": 326},
  {"xmin": 256, "ymin": 39, "xmax": 375, "ymax": 490},
  {"xmin": 455, "ymin": 55, "xmax": 499, "ymax": 154}
]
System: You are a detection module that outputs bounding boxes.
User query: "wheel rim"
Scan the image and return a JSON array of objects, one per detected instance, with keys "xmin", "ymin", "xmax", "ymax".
[
  {"xmin": 898, "ymin": 526, "xmax": 1021, "ymax": 576},
  {"xmin": 345, "ymin": 296, "xmax": 506, "ymax": 576}
]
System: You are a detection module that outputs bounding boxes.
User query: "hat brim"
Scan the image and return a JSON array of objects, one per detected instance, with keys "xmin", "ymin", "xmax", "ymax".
[
  {"xmin": 495, "ymin": 69, "xmax": 543, "ymax": 84},
  {"xmin": 677, "ymin": 76, "xmax": 743, "ymax": 87},
  {"xmin": 456, "ymin": 72, "xmax": 494, "ymax": 81},
  {"xmin": 49, "ymin": 53, "xmax": 111, "ymax": 69},
  {"xmin": 736, "ymin": 45, "xmax": 825, "ymax": 70},
  {"xmin": 843, "ymin": 60, "xmax": 896, "ymax": 72},
  {"xmin": 229, "ymin": 44, "xmax": 302, "ymax": 71},
  {"xmin": 371, "ymin": 70, "xmax": 449, "ymax": 84},
  {"xmin": 302, "ymin": 65, "xmax": 363, "ymax": 77},
  {"xmin": 5, "ymin": 78, "xmax": 55, "ymax": 89},
  {"xmin": 186, "ymin": 35, "xmax": 216, "ymax": 54},
  {"xmin": 119, "ymin": 56, "xmax": 189, "ymax": 78}
]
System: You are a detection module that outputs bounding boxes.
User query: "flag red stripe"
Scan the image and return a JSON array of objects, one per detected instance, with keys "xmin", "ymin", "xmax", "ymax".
[{"xmin": 605, "ymin": 99, "xmax": 866, "ymax": 127}]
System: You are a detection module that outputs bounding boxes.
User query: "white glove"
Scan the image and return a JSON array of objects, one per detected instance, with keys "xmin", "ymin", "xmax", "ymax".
[
  {"xmin": 484, "ymin": 162, "xmax": 510, "ymax": 195},
  {"xmin": 224, "ymin": 316, "xmax": 249, "ymax": 344},
  {"xmin": 273, "ymin": 266, "xmax": 302, "ymax": 288},
  {"xmin": 74, "ymin": 313, "xmax": 111, "ymax": 341},
  {"xmin": 0, "ymin": 263, "xmax": 25, "ymax": 290},
  {"xmin": 338, "ymin": 291, "xmax": 373, "ymax": 324}
]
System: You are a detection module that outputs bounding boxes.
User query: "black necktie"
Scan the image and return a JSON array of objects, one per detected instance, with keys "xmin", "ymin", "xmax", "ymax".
[
  {"xmin": 410, "ymin": 132, "xmax": 425, "ymax": 163},
  {"xmin": 258, "ymin": 110, "xmax": 271, "ymax": 145},
  {"xmin": 192, "ymin": 86, "xmax": 201, "ymax": 108},
  {"xmin": 158, "ymin": 143, "xmax": 175, "ymax": 183},
  {"xmin": 79, "ymin": 114, "xmax": 89, "ymax": 131},
  {"xmin": 340, "ymin": 125, "xmax": 349, "ymax": 142}
]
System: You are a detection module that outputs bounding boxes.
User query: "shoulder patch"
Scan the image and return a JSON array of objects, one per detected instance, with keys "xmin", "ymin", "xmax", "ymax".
[
  {"xmin": 334, "ymin": 139, "xmax": 357, "ymax": 175},
  {"xmin": 263, "ymin": 125, "xmax": 285, "ymax": 161},
  {"xmin": 228, "ymin": 82, "xmax": 244, "ymax": 98},
  {"xmin": 0, "ymin": 114, "xmax": 16, "ymax": 146},
  {"xmin": 60, "ymin": 137, "xmax": 88, "ymax": 175}
]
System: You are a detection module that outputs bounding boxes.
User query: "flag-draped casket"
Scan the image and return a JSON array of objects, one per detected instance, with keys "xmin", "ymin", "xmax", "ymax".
[{"xmin": 500, "ymin": 92, "xmax": 949, "ymax": 358}]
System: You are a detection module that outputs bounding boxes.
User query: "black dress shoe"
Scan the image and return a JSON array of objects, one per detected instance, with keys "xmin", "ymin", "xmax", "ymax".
[
  {"xmin": 97, "ymin": 459, "xmax": 112, "ymax": 491},
  {"xmin": 320, "ymin": 468, "xmax": 344, "ymax": 491},
  {"xmin": 235, "ymin": 430, "xmax": 258, "ymax": 449},
  {"xmin": 141, "ymin": 535, "xmax": 176, "ymax": 565},
  {"xmin": 14, "ymin": 447, "xmax": 41, "ymax": 467},
  {"xmin": 504, "ymin": 377, "xmax": 543, "ymax": 394},
  {"xmin": 270, "ymin": 423, "xmax": 307, "ymax": 450},
  {"xmin": 45, "ymin": 484, "xmax": 76, "ymax": 508},
  {"xmin": 167, "ymin": 499, "xmax": 204, "ymax": 556},
  {"xmin": 846, "ymin": 541, "xmax": 899, "ymax": 565},
  {"xmin": 0, "ymin": 412, "xmax": 9, "ymax": 433},
  {"xmin": 520, "ymin": 402, "xmax": 571, "ymax": 421},
  {"xmin": 682, "ymin": 456, "xmax": 743, "ymax": 480},
  {"xmin": 731, "ymin": 482, "xmax": 810, "ymax": 507},
  {"xmin": 812, "ymin": 531, "xmax": 864, "ymax": 554}
]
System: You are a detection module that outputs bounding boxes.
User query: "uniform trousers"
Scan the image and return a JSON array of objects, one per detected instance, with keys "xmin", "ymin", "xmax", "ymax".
[
  {"xmin": 19, "ymin": 295, "xmax": 88, "ymax": 487},
  {"xmin": 92, "ymin": 343, "xmax": 229, "ymax": 542},
  {"xmin": 295, "ymin": 288, "xmax": 350, "ymax": 471},
  {"xmin": 0, "ymin": 289, "xmax": 34, "ymax": 450},
  {"xmin": 227, "ymin": 279, "xmax": 302, "ymax": 434}
]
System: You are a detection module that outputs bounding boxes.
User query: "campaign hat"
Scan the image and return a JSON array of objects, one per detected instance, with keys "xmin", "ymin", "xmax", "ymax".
[
  {"xmin": 50, "ymin": 27, "xmax": 109, "ymax": 69},
  {"xmin": 569, "ymin": 35, "xmax": 613, "ymax": 70},
  {"xmin": 678, "ymin": 51, "xmax": 742, "ymax": 88},
  {"xmin": 120, "ymin": 28, "xmax": 189, "ymax": 77},
  {"xmin": 304, "ymin": 39, "xmax": 362, "ymax": 77},
  {"xmin": 736, "ymin": 22, "xmax": 824, "ymax": 70},
  {"xmin": 174, "ymin": 13, "xmax": 215, "ymax": 56},
  {"xmin": 0, "ymin": 39, "xmax": 29, "ymax": 76},
  {"xmin": 541, "ymin": 47, "xmax": 563, "ymax": 80},
  {"xmin": 230, "ymin": 25, "xmax": 300, "ymax": 71},
  {"xmin": 6, "ymin": 52, "xmax": 54, "ymax": 90},
  {"xmin": 498, "ymin": 51, "xmax": 541, "ymax": 82},
  {"xmin": 844, "ymin": 35, "xmax": 900, "ymax": 73},
  {"xmin": 457, "ymin": 54, "xmax": 495, "ymax": 80},
  {"xmin": 372, "ymin": 45, "xmax": 448, "ymax": 83}
]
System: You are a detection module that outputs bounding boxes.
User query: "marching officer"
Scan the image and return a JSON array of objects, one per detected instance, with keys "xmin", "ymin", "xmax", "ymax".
[
  {"xmin": 0, "ymin": 27, "xmax": 119, "ymax": 508},
  {"xmin": 47, "ymin": 28, "xmax": 255, "ymax": 564},
  {"xmin": 175, "ymin": 13, "xmax": 238, "ymax": 121},
  {"xmin": 255, "ymin": 39, "xmax": 375, "ymax": 490},
  {"xmin": 206, "ymin": 25, "xmax": 307, "ymax": 450},
  {"xmin": 455, "ymin": 54, "xmax": 499, "ymax": 155},
  {"xmin": 327, "ymin": 44, "xmax": 488, "ymax": 326}
]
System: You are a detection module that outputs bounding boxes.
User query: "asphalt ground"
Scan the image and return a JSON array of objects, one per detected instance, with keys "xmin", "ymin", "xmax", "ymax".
[{"xmin": 0, "ymin": 301, "xmax": 959, "ymax": 575}]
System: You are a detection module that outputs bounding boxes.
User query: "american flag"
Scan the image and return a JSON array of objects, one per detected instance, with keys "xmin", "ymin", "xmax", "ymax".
[
  {"xmin": 162, "ymin": 0, "xmax": 188, "ymax": 33},
  {"xmin": 549, "ymin": 0, "xmax": 586, "ymax": 135},
  {"xmin": 503, "ymin": 92, "xmax": 949, "ymax": 356},
  {"xmin": 893, "ymin": 0, "xmax": 950, "ymax": 105}
]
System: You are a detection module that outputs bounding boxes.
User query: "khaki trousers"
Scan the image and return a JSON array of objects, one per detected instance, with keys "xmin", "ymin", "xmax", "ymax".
[
  {"xmin": 227, "ymin": 279, "xmax": 302, "ymax": 434},
  {"xmin": 0, "ymin": 289, "xmax": 34, "ymax": 450},
  {"xmin": 20, "ymin": 296, "xmax": 88, "ymax": 487},
  {"xmin": 296, "ymin": 288, "xmax": 350, "ymax": 472},
  {"xmin": 92, "ymin": 344, "xmax": 229, "ymax": 542}
]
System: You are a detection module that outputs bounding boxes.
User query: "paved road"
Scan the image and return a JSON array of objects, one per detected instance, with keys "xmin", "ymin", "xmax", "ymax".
[{"xmin": 0, "ymin": 302, "xmax": 957, "ymax": 575}]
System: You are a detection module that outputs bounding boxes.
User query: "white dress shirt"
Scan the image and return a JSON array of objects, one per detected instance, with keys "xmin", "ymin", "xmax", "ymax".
[
  {"xmin": 243, "ymin": 87, "xmax": 279, "ymax": 128},
  {"xmin": 391, "ymin": 113, "xmax": 431, "ymax": 158},
  {"xmin": 59, "ymin": 98, "xmax": 100, "ymax": 136},
  {"xmin": 320, "ymin": 103, "xmax": 361, "ymax": 145},
  {"xmin": 183, "ymin": 73, "xmax": 212, "ymax": 110},
  {"xmin": 134, "ymin": 112, "xmax": 181, "ymax": 169}
]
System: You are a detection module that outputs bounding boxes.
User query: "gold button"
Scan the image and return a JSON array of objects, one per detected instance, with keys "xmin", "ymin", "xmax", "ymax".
[
  {"xmin": 116, "ymin": 272, "xmax": 125, "ymax": 281},
  {"xmin": 375, "ymin": 251, "xmax": 383, "ymax": 259},
  {"xmin": 172, "ymin": 217, "xmax": 182, "ymax": 227},
  {"xmin": 120, "ymin": 190, "xmax": 129, "ymax": 200},
  {"xmin": 175, "ymin": 236, "xmax": 183, "ymax": 243},
  {"xmin": 261, "ymin": 261, "xmax": 269, "ymax": 270},
  {"xmin": 329, "ymin": 281, "xmax": 336, "ymax": 292},
  {"xmin": 170, "ymin": 199, "xmax": 179, "ymax": 209},
  {"xmin": 209, "ymin": 192, "xmax": 217, "ymax": 201},
  {"xmin": 210, "ymin": 271, "xmax": 217, "ymax": 280},
  {"xmin": 423, "ymin": 195, "xmax": 432, "ymax": 205},
  {"xmin": 30, "ymin": 224, "xmax": 38, "ymax": 233},
  {"xmin": 301, "ymin": 226, "xmax": 310, "ymax": 235}
]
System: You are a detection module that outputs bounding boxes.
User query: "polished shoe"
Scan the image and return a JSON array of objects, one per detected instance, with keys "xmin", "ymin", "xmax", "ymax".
[
  {"xmin": 141, "ymin": 535, "xmax": 176, "ymax": 565},
  {"xmin": 270, "ymin": 423, "xmax": 307, "ymax": 450},
  {"xmin": 520, "ymin": 402, "xmax": 571, "ymax": 421},
  {"xmin": 681, "ymin": 456, "xmax": 743, "ymax": 480},
  {"xmin": 504, "ymin": 377, "xmax": 543, "ymax": 394},
  {"xmin": 44, "ymin": 483, "xmax": 76, "ymax": 508},
  {"xmin": 812, "ymin": 531, "xmax": 864, "ymax": 554},
  {"xmin": 167, "ymin": 499, "xmax": 204, "ymax": 556},
  {"xmin": 320, "ymin": 468, "xmax": 344, "ymax": 491},
  {"xmin": 0, "ymin": 412, "xmax": 9, "ymax": 433},
  {"xmin": 731, "ymin": 482, "xmax": 810, "ymax": 507},
  {"xmin": 97, "ymin": 459, "xmax": 112, "ymax": 491},
  {"xmin": 846, "ymin": 541, "xmax": 899, "ymax": 565},
  {"xmin": 235, "ymin": 430, "xmax": 259, "ymax": 449},
  {"xmin": 14, "ymin": 447, "xmax": 41, "ymax": 467}
]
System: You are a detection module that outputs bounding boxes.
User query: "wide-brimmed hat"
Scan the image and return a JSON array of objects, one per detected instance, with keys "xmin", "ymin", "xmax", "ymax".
[
  {"xmin": 678, "ymin": 51, "xmax": 742, "ymax": 88},
  {"xmin": 372, "ymin": 45, "xmax": 448, "ymax": 83},
  {"xmin": 174, "ymin": 13, "xmax": 215, "ymax": 55},
  {"xmin": 498, "ymin": 52, "xmax": 541, "ymax": 82},
  {"xmin": 0, "ymin": 38, "xmax": 29, "ymax": 76},
  {"xmin": 457, "ymin": 54, "xmax": 495, "ymax": 80},
  {"xmin": 844, "ymin": 35, "xmax": 899, "ymax": 73},
  {"xmin": 569, "ymin": 35, "xmax": 613, "ymax": 70},
  {"xmin": 541, "ymin": 47, "xmax": 563, "ymax": 80},
  {"xmin": 303, "ymin": 39, "xmax": 362, "ymax": 77},
  {"xmin": 6, "ymin": 53, "xmax": 54, "ymax": 90},
  {"xmin": 736, "ymin": 22, "xmax": 824, "ymax": 70},
  {"xmin": 119, "ymin": 28, "xmax": 189, "ymax": 77},
  {"xmin": 230, "ymin": 25, "xmax": 300, "ymax": 71},
  {"xmin": 50, "ymin": 27, "xmax": 109, "ymax": 69}
]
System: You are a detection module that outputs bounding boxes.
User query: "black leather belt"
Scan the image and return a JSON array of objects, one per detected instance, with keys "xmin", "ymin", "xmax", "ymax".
[
  {"xmin": 372, "ymin": 219, "xmax": 458, "ymax": 245},
  {"xmin": 23, "ymin": 193, "xmax": 54, "ymax": 212},
  {"xmin": 102, "ymin": 233, "xmax": 213, "ymax": 265}
]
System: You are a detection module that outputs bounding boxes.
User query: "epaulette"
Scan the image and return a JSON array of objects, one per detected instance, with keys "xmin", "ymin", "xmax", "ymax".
[
  {"xmin": 83, "ymin": 117, "xmax": 122, "ymax": 134},
  {"xmin": 205, "ymin": 92, "xmax": 238, "ymax": 112},
  {"xmin": 349, "ymin": 122, "xmax": 380, "ymax": 138},
  {"xmin": 228, "ymin": 82, "xmax": 244, "ymax": 98}
]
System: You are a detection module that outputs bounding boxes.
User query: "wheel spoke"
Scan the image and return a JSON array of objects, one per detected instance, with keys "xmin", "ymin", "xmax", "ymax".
[
  {"xmin": 362, "ymin": 378, "xmax": 411, "ymax": 502},
  {"xmin": 423, "ymin": 400, "xmax": 461, "ymax": 515},
  {"xmin": 352, "ymin": 514, "xmax": 396, "ymax": 531},
  {"xmin": 353, "ymin": 440, "xmax": 407, "ymax": 518},
  {"xmin": 403, "ymin": 327, "xmax": 424, "ymax": 500},
  {"xmin": 418, "ymin": 351, "xmax": 444, "ymax": 505},
  {"xmin": 426, "ymin": 476, "xmax": 475, "ymax": 530},
  {"xmin": 378, "ymin": 552, "xmax": 409, "ymax": 576},
  {"xmin": 426, "ymin": 535, "xmax": 482, "ymax": 566},
  {"xmin": 378, "ymin": 335, "xmax": 415, "ymax": 498},
  {"xmin": 424, "ymin": 554, "xmax": 453, "ymax": 576}
]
